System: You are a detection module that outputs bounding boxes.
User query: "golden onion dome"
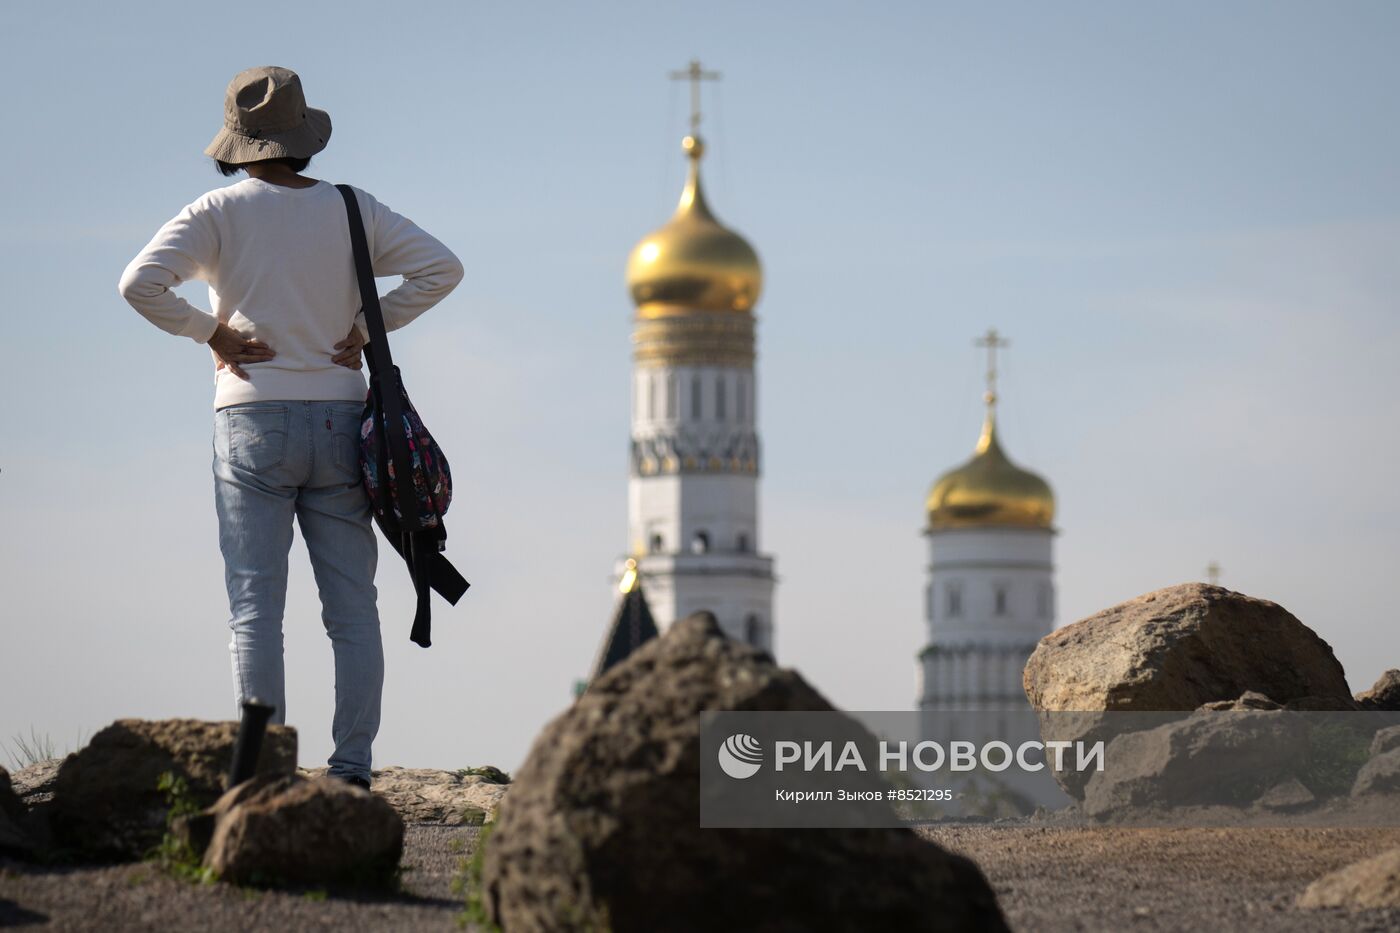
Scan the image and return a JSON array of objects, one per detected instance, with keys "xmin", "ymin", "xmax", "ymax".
[
  {"xmin": 626, "ymin": 134, "xmax": 762, "ymax": 313},
  {"xmin": 926, "ymin": 410, "xmax": 1055, "ymax": 531}
]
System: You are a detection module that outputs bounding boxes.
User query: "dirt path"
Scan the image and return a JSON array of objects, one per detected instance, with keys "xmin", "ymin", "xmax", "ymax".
[{"xmin": 5, "ymin": 824, "xmax": 1400, "ymax": 931}]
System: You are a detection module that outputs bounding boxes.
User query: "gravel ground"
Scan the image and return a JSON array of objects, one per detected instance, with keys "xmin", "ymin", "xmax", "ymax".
[
  {"xmin": 920, "ymin": 824, "xmax": 1400, "ymax": 932},
  {"xmin": 0, "ymin": 824, "xmax": 483, "ymax": 932},
  {"xmin": 4, "ymin": 824, "xmax": 1400, "ymax": 931}
]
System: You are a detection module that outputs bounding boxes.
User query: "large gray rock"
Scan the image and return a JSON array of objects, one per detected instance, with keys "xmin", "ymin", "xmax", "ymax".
[
  {"xmin": 1298, "ymin": 846, "xmax": 1400, "ymax": 909},
  {"xmin": 1356, "ymin": 670, "xmax": 1400, "ymax": 711},
  {"xmin": 481, "ymin": 612, "xmax": 1008, "ymax": 933},
  {"xmin": 4, "ymin": 759, "xmax": 63, "ymax": 854},
  {"xmin": 1024, "ymin": 584, "xmax": 1352, "ymax": 714},
  {"xmin": 1082, "ymin": 711, "xmax": 1306, "ymax": 818},
  {"xmin": 50, "ymin": 719, "xmax": 297, "ymax": 859},
  {"xmin": 1352, "ymin": 749, "xmax": 1400, "ymax": 797},
  {"xmin": 1025, "ymin": 585, "xmax": 1353, "ymax": 801},
  {"xmin": 199, "ymin": 774, "xmax": 403, "ymax": 887},
  {"xmin": 1371, "ymin": 725, "xmax": 1400, "ymax": 758}
]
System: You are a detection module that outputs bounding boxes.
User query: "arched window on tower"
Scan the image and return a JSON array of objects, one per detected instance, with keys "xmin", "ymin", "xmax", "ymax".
[
  {"xmin": 645, "ymin": 373, "xmax": 655, "ymax": 420},
  {"xmin": 716, "ymin": 375, "xmax": 726, "ymax": 420},
  {"xmin": 994, "ymin": 584, "xmax": 1008, "ymax": 617},
  {"xmin": 691, "ymin": 374, "xmax": 702, "ymax": 419},
  {"xmin": 649, "ymin": 533, "xmax": 663, "ymax": 554},
  {"xmin": 1038, "ymin": 584, "xmax": 1052, "ymax": 619},
  {"xmin": 691, "ymin": 530, "xmax": 710, "ymax": 554},
  {"xmin": 744, "ymin": 614, "xmax": 761, "ymax": 646},
  {"xmin": 736, "ymin": 532, "xmax": 750, "ymax": 552},
  {"xmin": 946, "ymin": 582, "xmax": 963, "ymax": 619},
  {"xmin": 666, "ymin": 373, "xmax": 678, "ymax": 419},
  {"xmin": 737, "ymin": 376, "xmax": 746, "ymax": 423}
]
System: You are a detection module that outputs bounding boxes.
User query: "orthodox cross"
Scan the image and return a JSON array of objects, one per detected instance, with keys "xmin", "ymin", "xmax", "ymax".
[
  {"xmin": 619, "ymin": 557, "xmax": 639, "ymax": 594},
  {"xmin": 670, "ymin": 58, "xmax": 721, "ymax": 133},
  {"xmin": 975, "ymin": 328, "xmax": 1010, "ymax": 406}
]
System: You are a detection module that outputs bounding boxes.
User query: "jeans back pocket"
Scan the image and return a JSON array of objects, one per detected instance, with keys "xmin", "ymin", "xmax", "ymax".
[
  {"xmin": 225, "ymin": 405, "xmax": 290, "ymax": 474},
  {"xmin": 328, "ymin": 402, "xmax": 366, "ymax": 482}
]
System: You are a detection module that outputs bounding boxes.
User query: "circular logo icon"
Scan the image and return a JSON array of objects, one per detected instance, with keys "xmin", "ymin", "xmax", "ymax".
[{"xmin": 718, "ymin": 733, "xmax": 763, "ymax": 779}]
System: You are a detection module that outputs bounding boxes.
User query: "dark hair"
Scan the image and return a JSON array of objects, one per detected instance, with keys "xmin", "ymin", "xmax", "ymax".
[{"xmin": 215, "ymin": 155, "xmax": 312, "ymax": 177}]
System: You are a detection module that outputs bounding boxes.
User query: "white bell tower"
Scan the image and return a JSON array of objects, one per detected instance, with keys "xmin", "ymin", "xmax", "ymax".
[
  {"xmin": 617, "ymin": 61, "xmax": 776, "ymax": 652},
  {"xmin": 919, "ymin": 330, "xmax": 1057, "ymax": 714}
]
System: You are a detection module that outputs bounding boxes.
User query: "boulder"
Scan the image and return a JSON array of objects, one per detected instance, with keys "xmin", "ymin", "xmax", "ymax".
[
  {"xmin": 1298, "ymin": 846, "xmax": 1400, "ymax": 909},
  {"xmin": 1255, "ymin": 777, "xmax": 1316, "ymax": 813},
  {"xmin": 1356, "ymin": 670, "xmax": 1400, "ymax": 711},
  {"xmin": 9, "ymin": 759, "xmax": 62, "ymax": 807},
  {"xmin": 481, "ymin": 612, "xmax": 1009, "ymax": 933},
  {"xmin": 1025, "ymin": 585, "xmax": 1351, "ymax": 799},
  {"xmin": 1371, "ymin": 725, "xmax": 1400, "ymax": 758},
  {"xmin": 5, "ymin": 759, "xmax": 63, "ymax": 854},
  {"xmin": 1352, "ymin": 749, "xmax": 1400, "ymax": 797},
  {"xmin": 50, "ymin": 719, "xmax": 297, "ymax": 859},
  {"xmin": 1024, "ymin": 584, "xmax": 1352, "ymax": 714},
  {"xmin": 7, "ymin": 758, "xmax": 64, "ymax": 854},
  {"xmin": 199, "ymin": 774, "xmax": 403, "ymax": 887},
  {"xmin": 300, "ymin": 766, "xmax": 509, "ymax": 825},
  {"xmin": 1082, "ymin": 711, "xmax": 1305, "ymax": 818}
]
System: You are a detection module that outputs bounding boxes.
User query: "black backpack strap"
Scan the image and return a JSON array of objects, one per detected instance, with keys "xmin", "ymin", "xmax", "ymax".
[
  {"xmin": 335, "ymin": 183, "xmax": 421, "ymax": 533},
  {"xmin": 334, "ymin": 184, "xmax": 393, "ymax": 375},
  {"xmin": 408, "ymin": 534, "xmax": 433, "ymax": 648},
  {"xmin": 339, "ymin": 182, "xmax": 469, "ymax": 647},
  {"xmin": 378, "ymin": 527, "xmax": 471, "ymax": 648}
]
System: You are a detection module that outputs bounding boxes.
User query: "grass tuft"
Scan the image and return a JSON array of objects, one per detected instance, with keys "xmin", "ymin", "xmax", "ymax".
[
  {"xmin": 2, "ymin": 727, "xmax": 88, "ymax": 770},
  {"xmin": 452, "ymin": 822, "xmax": 501, "ymax": 931},
  {"xmin": 145, "ymin": 771, "xmax": 218, "ymax": 885},
  {"xmin": 456, "ymin": 766, "xmax": 511, "ymax": 785}
]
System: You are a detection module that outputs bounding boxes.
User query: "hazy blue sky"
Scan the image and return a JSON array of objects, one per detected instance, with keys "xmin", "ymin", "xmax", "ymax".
[{"xmin": 2, "ymin": 1, "xmax": 1397, "ymax": 772}]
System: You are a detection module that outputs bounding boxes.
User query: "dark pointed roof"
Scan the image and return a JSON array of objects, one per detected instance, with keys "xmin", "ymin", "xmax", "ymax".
[{"xmin": 587, "ymin": 574, "xmax": 659, "ymax": 684}]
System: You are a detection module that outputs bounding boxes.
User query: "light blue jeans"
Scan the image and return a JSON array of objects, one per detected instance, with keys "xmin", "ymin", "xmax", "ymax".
[{"xmin": 213, "ymin": 399, "xmax": 382, "ymax": 783}]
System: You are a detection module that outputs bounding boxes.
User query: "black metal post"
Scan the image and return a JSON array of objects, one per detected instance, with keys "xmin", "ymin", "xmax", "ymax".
[{"xmin": 227, "ymin": 700, "xmax": 275, "ymax": 790}]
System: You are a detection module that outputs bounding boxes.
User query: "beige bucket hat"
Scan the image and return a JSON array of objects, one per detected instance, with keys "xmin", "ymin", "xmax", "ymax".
[{"xmin": 204, "ymin": 66, "xmax": 332, "ymax": 163}]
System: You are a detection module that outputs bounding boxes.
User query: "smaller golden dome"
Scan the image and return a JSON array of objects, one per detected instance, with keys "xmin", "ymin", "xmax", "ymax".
[
  {"xmin": 926, "ymin": 410, "xmax": 1055, "ymax": 531},
  {"xmin": 626, "ymin": 134, "xmax": 762, "ymax": 313}
]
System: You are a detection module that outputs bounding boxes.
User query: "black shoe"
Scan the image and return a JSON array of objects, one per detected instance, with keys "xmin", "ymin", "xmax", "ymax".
[{"xmin": 338, "ymin": 775, "xmax": 371, "ymax": 791}]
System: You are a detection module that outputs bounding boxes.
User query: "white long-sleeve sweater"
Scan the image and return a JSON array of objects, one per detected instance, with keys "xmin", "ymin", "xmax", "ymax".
[{"xmin": 119, "ymin": 177, "xmax": 464, "ymax": 409}]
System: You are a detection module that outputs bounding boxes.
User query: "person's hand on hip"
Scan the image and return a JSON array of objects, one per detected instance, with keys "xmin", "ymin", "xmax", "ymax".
[
  {"xmin": 210, "ymin": 322, "xmax": 276, "ymax": 380},
  {"xmin": 332, "ymin": 326, "xmax": 366, "ymax": 370}
]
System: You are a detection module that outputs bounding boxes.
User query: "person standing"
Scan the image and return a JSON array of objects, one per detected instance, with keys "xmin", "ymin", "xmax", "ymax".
[{"xmin": 118, "ymin": 65, "xmax": 464, "ymax": 788}]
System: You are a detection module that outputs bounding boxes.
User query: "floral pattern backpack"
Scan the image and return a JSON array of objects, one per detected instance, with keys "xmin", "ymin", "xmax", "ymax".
[{"xmin": 357, "ymin": 386, "xmax": 452, "ymax": 532}]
